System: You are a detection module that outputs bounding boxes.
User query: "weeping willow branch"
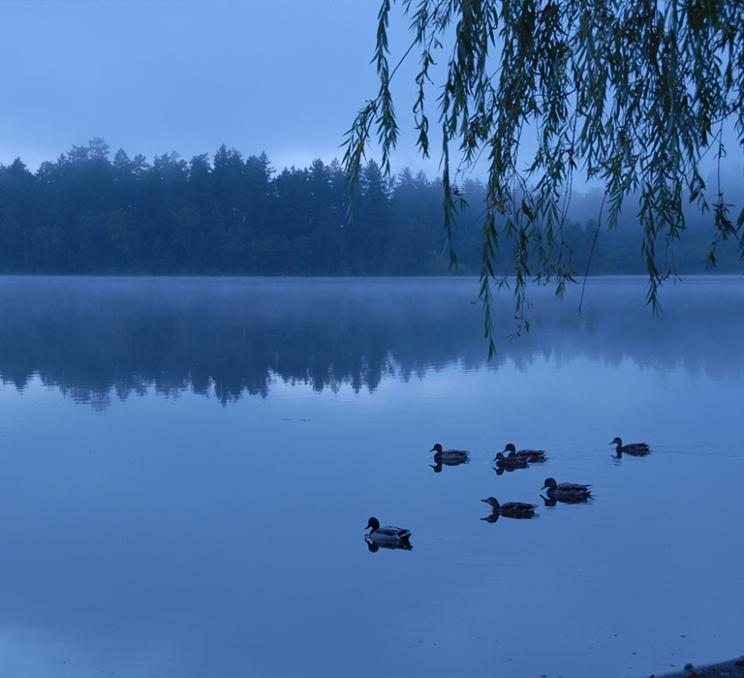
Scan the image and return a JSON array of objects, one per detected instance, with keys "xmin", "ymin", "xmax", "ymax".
[{"xmin": 343, "ymin": 0, "xmax": 744, "ymax": 351}]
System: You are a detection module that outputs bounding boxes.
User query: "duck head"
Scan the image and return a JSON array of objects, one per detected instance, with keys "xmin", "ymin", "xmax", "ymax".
[
  {"xmin": 541, "ymin": 477, "xmax": 557, "ymax": 490},
  {"xmin": 609, "ymin": 436, "xmax": 623, "ymax": 446},
  {"xmin": 493, "ymin": 452, "xmax": 506, "ymax": 462},
  {"xmin": 366, "ymin": 517, "xmax": 380, "ymax": 532},
  {"xmin": 481, "ymin": 497, "xmax": 500, "ymax": 509},
  {"xmin": 504, "ymin": 443, "xmax": 517, "ymax": 454},
  {"xmin": 430, "ymin": 443, "xmax": 443, "ymax": 453}
]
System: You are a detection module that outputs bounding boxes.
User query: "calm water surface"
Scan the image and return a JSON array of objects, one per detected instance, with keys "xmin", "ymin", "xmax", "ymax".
[{"xmin": 0, "ymin": 276, "xmax": 743, "ymax": 678}]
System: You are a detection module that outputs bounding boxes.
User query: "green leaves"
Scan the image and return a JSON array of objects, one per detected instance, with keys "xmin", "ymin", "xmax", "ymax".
[{"xmin": 345, "ymin": 0, "xmax": 744, "ymax": 353}]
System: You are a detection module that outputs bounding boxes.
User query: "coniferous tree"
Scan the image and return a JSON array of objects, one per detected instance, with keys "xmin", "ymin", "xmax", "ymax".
[{"xmin": 0, "ymin": 139, "xmax": 739, "ymax": 277}]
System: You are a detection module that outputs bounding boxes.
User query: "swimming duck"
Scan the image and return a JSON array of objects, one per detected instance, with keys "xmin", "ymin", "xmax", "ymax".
[
  {"xmin": 430, "ymin": 443, "xmax": 469, "ymax": 464},
  {"xmin": 365, "ymin": 517, "xmax": 412, "ymax": 548},
  {"xmin": 481, "ymin": 497, "xmax": 537, "ymax": 519},
  {"xmin": 493, "ymin": 453, "xmax": 529, "ymax": 470},
  {"xmin": 610, "ymin": 436, "xmax": 650, "ymax": 456},
  {"xmin": 501, "ymin": 442, "xmax": 547, "ymax": 463},
  {"xmin": 541, "ymin": 477, "xmax": 592, "ymax": 502}
]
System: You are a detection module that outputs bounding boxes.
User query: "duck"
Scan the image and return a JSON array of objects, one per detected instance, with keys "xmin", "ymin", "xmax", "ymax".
[
  {"xmin": 500, "ymin": 442, "xmax": 547, "ymax": 464},
  {"xmin": 365, "ymin": 517, "xmax": 412, "ymax": 549},
  {"xmin": 610, "ymin": 436, "xmax": 650, "ymax": 456},
  {"xmin": 493, "ymin": 452, "xmax": 529, "ymax": 470},
  {"xmin": 430, "ymin": 443, "xmax": 469, "ymax": 464},
  {"xmin": 481, "ymin": 497, "xmax": 537, "ymax": 519},
  {"xmin": 541, "ymin": 477, "xmax": 592, "ymax": 502}
]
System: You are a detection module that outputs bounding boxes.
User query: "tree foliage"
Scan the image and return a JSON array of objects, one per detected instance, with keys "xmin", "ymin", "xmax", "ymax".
[
  {"xmin": 344, "ymin": 0, "xmax": 744, "ymax": 353},
  {"xmin": 0, "ymin": 140, "xmax": 449, "ymax": 275},
  {"xmin": 0, "ymin": 138, "xmax": 738, "ymax": 276}
]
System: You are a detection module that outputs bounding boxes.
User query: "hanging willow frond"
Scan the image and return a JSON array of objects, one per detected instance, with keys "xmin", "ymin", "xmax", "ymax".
[{"xmin": 343, "ymin": 0, "xmax": 744, "ymax": 350}]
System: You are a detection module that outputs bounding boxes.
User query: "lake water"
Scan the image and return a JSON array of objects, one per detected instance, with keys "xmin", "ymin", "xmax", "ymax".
[{"xmin": 1, "ymin": 276, "xmax": 743, "ymax": 678}]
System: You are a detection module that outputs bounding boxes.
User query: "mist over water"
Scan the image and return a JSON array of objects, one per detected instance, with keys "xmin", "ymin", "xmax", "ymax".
[
  {"xmin": 1, "ymin": 276, "xmax": 743, "ymax": 678},
  {"xmin": 1, "ymin": 276, "xmax": 742, "ymax": 403}
]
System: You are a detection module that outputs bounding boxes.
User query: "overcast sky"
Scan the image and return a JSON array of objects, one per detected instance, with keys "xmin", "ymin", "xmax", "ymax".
[
  {"xmin": 1, "ymin": 0, "xmax": 430, "ymax": 170},
  {"xmin": 1, "ymin": 0, "xmax": 740, "ymax": 195}
]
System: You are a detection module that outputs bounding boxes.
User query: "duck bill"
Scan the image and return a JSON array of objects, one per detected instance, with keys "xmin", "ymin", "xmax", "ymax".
[
  {"xmin": 541, "ymin": 484, "xmax": 548, "ymax": 490},
  {"xmin": 429, "ymin": 447, "xmax": 436, "ymax": 452}
]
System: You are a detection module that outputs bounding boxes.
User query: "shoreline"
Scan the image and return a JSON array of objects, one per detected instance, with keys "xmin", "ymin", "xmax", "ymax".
[
  {"xmin": 657, "ymin": 657, "xmax": 744, "ymax": 677},
  {"xmin": 0, "ymin": 272, "xmax": 742, "ymax": 280}
]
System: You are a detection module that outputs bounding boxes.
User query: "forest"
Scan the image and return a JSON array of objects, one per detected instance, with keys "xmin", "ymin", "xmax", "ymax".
[{"xmin": 0, "ymin": 138, "xmax": 739, "ymax": 275}]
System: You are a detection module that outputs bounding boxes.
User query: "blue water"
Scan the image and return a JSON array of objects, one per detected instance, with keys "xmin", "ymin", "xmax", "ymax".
[{"xmin": 0, "ymin": 276, "xmax": 742, "ymax": 678}]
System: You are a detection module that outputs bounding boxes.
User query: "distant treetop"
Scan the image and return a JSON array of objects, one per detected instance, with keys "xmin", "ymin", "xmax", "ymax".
[{"xmin": 0, "ymin": 139, "xmax": 739, "ymax": 288}]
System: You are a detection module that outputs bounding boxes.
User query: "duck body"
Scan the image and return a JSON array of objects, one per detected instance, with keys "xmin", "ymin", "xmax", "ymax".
[
  {"xmin": 481, "ymin": 497, "xmax": 537, "ymax": 519},
  {"xmin": 434, "ymin": 450, "xmax": 470, "ymax": 464},
  {"xmin": 541, "ymin": 477, "xmax": 592, "ymax": 502},
  {"xmin": 501, "ymin": 442, "xmax": 547, "ymax": 464},
  {"xmin": 493, "ymin": 452, "xmax": 529, "ymax": 470},
  {"xmin": 430, "ymin": 443, "xmax": 469, "ymax": 464},
  {"xmin": 610, "ymin": 437, "xmax": 650, "ymax": 456},
  {"xmin": 512, "ymin": 449, "xmax": 547, "ymax": 463},
  {"xmin": 365, "ymin": 517, "xmax": 412, "ymax": 548}
]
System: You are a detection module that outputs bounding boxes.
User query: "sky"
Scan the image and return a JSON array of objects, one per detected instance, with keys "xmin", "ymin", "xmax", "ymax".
[
  {"xmin": 0, "ymin": 0, "xmax": 740, "ymax": 196},
  {"xmin": 0, "ymin": 0, "xmax": 429, "ymax": 171}
]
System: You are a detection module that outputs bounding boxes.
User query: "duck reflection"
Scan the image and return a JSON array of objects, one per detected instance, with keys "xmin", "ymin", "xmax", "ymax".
[
  {"xmin": 365, "ymin": 538, "xmax": 413, "ymax": 552},
  {"xmin": 430, "ymin": 458, "xmax": 469, "ymax": 473},
  {"xmin": 539, "ymin": 494, "xmax": 592, "ymax": 506},
  {"xmin": 493, "ymin": 453, "xmax": 530, "ymax": 473}
]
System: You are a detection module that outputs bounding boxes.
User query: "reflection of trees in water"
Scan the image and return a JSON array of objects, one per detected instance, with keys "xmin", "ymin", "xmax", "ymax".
[{"xmin": 0, "ymin": 277, "xmax": 741, "ymax": 407}]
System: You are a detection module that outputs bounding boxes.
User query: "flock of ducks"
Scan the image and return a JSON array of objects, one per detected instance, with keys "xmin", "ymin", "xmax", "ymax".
[{"xmin": 365, "ymin": 437, "xmax": 651, "ymax": 550}]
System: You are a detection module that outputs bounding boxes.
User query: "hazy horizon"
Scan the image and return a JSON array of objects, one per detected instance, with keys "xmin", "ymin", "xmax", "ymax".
[{"xmin": 2, "ymin": 1, "xmax": 740, "ymax": 193}]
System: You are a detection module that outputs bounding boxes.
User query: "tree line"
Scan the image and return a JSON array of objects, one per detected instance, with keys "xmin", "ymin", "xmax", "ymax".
[{"xmin": 0, "ymin": 138, "xmax": 739, "ymax": 275}]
